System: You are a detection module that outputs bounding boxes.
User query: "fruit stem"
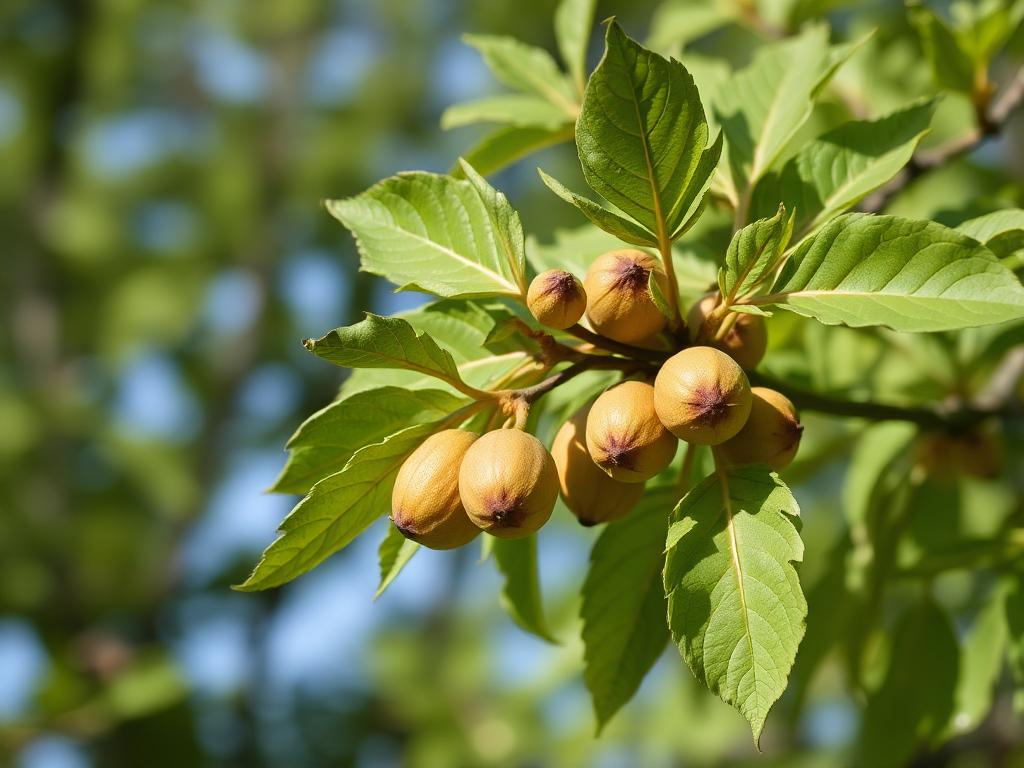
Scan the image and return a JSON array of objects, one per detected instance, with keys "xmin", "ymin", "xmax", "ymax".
[
  {"xmin": 564, "ymin": 324, "xmax": 667, "ymax": 362},
  {"xmin": 657, "ymin": 234, "xmax": 685, "ymax": 333}
]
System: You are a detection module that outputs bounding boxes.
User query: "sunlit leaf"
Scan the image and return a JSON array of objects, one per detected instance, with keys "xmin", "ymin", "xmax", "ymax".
[
  {"xmin": 719, "ymin": 203, "xmax": 794, "ymax": 300},
  {"xmin": 272, "ymin": 387, "xmax": 467, "ymax": 495},
  {"xmin": 327, "ymin": 172, "xmax": 526, "ymax": 298},
  {"xmin": 767, "ymin": 213, "xmax": 1024, "ymax": 331},
  {"xmin": 555, "ymin": 0, "xmax": 597, "ymax": 94},
  {"xmin": 539, "ymin": 169, "xmax": 659, "ymax": 247},
  {"xmin": 576, "ymin": 21, "xmax": 720, "ymax": 241},
  {"xmin": 665, "ymin": 466, "xmax": 805, "ymax": 744}
]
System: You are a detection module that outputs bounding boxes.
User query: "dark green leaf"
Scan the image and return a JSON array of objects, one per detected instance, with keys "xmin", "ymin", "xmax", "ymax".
[
  {"xmin": 576, "ymin": 21, "xmax": 720, "ymax": 240},
  {"xmin": 859, "ymin": 599, "xmax": 959, "ymax": 765},
  {"xmin": 376, "ymin": 523, "xmax": 420, "ymax": 599},
  {"xmin": 492, "ymin": 536, "xmax": 556, "ymax": 643},
  {"xmin": 581, "ymin": 490, "xmax": 673, "ymax": 731}
]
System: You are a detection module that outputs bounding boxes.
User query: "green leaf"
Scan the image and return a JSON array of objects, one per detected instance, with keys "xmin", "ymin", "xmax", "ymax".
[
  {"xmin": 647, "ymin": 0, "xmax": 735, "ymax": 52},
  {"xmin": 458, "ymin": 159, "xmax": 528, "ymax": 294},
  {"xmin": 341, "ymin": 301, "xmax": 529, "ymax": 396},
  {"xmin": 1007, "ymin": 575, "xmax": 1024, "ymax": 715},
  {"xmin": 271, "ymin": 387, "xmax": 467, "ymax": 495},
  {"xmin": 326, "ymin": 172, "xmax": 526, "ymax": 299},
  {"xmin": 714, "ymin": 25, "xmax": 863, "ymax": 203},
  {"xmin": 441, "ymin": 94, "xmax": 571, "ymax": 130},
  {"xmin": 237, "ymin": 423, "xmax": 440, "ymax": 591},
  {"xmin": 375, "ymin": 523, "xmax": 420, "ymax": 599},
  {"xmin": 305, "ymin": 314, "xmax": 474, "ymax": 393},
  {"xmin": 842, "ymin": 422, "xmax": 917, "ymax": 530},
  {"xmin": 492, "ymin": 535, "xmax": 556, "ymax": 643},
  {"xmin": 767, "ymin": 213, "xmax": 1024, "ymax": 332},
  {"xmin": 859, "ymin": 599, "xmax": 959, "ymax": 765},
  {"xmin": 942, "ymin": 581, "xmax": 1009, "ymax": 739},
  {"xmin": 538, "ymin": 169, "xmax": 659, "ymax": 247},
  {"xmin": 576, "ymin": 21, "xmax": 720, "ymax": 240},
  {"xmin": 752, "ymin": 99, "xmax": 939, "ymax": 238},
  {"xmin": 957, "ymin": 208, "xmax": 1024, "ymax": 259},
  {"xmin": 554, "ymin": 0, "xmax": 597, "ymax": 94},
  {"xmin": 463, "ymin": 34, "xmax": 577, "ymax": 115},
  {"xmin": 453, "ymin": 124, "xmax": 574, "ymax": 177},
  {"xmin": 582, "ymin": 490, "xmax": 673, "ymax": 732},
  {"xmin": 648, "ymin": 268, "xmax": 673, "ymax": 322},
  {"xmin": 665, "ymin": 466, "xmax": 806, "ymax": 744},
  {"xmin": 719, "ymin": 204, "xmax": 794, "ymax": 301},
  {"xmin": 909, "ymin": 6, "xmax": 976, "ymax": 93}
]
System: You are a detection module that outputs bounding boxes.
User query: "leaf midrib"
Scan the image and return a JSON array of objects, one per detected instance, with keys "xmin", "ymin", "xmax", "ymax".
[{"xmin": 716, "ymin": 464, "xmax": 759, "ymax": 719}]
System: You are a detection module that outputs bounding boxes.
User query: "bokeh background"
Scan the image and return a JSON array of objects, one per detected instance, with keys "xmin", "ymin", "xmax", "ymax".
[{"xmin": 2, "ymin": 1, "xmax": 1023, "ymax": 766}]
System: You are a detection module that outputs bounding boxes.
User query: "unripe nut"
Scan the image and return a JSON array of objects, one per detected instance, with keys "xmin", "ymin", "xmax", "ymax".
[
  {"xmin": 654, "ymin": 346, "xmax": 752, "ymax": 445},
  {"xmin": 717, "ymin": 387, "xmax": 802, "ymax": 470},
  {"xmin": 586, "ymin": 380, "xmax": 678, "ymax": 483},
  {"xmin": 527, "ymin": 269, "xmax": 586, "ymax": 330},
  {"xmin": 687, "ymin": 293, "xmax": 768, "ymax": 370},
  {"xmin": 391, "ymin": 429, "xmax": 481, "ymax": 549},
  {"xmin": 583, "ymin": 250, "xmax": 668, "ymax": 344},
  {"xmin": 458, "ymin": 429, "xmax": 559, "ymax": 539},
  {"xmin": 551, "ymin": 403, "xmax": 645, "ymax": 526}
]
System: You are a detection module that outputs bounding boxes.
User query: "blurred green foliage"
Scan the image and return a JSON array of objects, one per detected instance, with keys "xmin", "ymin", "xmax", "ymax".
[{"xmin": 3, "ymin": 0, "xmax": 1024, "ymax": 766}]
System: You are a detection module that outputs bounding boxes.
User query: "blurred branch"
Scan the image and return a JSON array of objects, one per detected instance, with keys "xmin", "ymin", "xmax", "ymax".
[
  {"xmin": 749, "ymin": 371, "xmax": 1015, "ymax": 430},
  {"xmin": 863, "ymin": 66, "xmax": 1024, "ymax": 213}
]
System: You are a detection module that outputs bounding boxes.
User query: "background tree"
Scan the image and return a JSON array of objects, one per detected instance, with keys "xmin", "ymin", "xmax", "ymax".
[{"xmin": 2, "ymin": 1, "xmax": 1024, "ymax": 766}]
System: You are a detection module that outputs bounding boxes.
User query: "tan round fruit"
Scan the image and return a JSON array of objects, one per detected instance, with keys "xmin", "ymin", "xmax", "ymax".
[
  {"xmin": 391, "ymin": 429, "xmax": 481, "ymax": 549},
  {"xmin": 551, "ymin": 403, "xmax": 646, "ymax": 526},
  {"xmin": 654, "ymin": 346, "xmax": 752, "ymax": 444},
  {"xmin": 583, "ymin": 250, "xmax": 668, "ymax": 344},
  {"xmin": 458, "ymin": 429, "xmax": 559, "ymax": 539},
  {"xmin": 687, "ymin": 293, "xmax": 768, "ymax": 370},
  {"xmin": 527, "ymin": 269, "xmax": 587, "ymax": 330},
  {"xmin": 717, "ymin": 387, "xmax": 802, "ymax": 470},
  {"xmin": 585, "ymin": 380, "xmax": 678, "ymax": 483}
]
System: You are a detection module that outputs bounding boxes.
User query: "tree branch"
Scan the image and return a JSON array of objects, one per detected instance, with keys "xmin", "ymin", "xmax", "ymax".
[
  {"xmin": 862, "ymin": 66, "xmax": 1024, "ymax": 213},
  {"xmin": 749, "ymin": 371, "xmax": 1012, "ymax": 430}
]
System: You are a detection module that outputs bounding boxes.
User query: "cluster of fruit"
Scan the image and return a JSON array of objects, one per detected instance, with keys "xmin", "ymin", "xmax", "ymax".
[{"xmin": 391, "ymin": 249, "xmax": 803, "ymax": 549}]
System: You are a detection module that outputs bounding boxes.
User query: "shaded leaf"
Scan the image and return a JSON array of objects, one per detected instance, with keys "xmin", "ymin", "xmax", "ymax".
[
  {"xmin": 376, "ymin": 523, "xmax": 420, "ymax": 599},
  {"xmin": 909, "ymin": 5, "xmax": 976, "ymax": 93},
  {"xmin": 582, "ymin": 490, "xmax": 673, "ymax": 731},
  {"xmin": 665, "ymin": 466, "xmax": 806, "ymax": 744},
  {"xmin": 859, "ymin": 599, "xmax": 959, "ymax": 765},
  {"xmin": 453, "ymin": 124, "xmax": 574, "ymax": 177},
  {"xmin": 492, "ymin": 535, "xmax": 556, "ymax": 643},
  {"xmin": 714, "ymin": 26, "xmax": 863, "ymax": 204},
  {"xmin": 942, "ymin": 581, "xmax": 1009, "ymax": 739},
  {"xmin": 957, "ymin": 208, "xmax": 1024, "ymax": 260},
  {"xmin": 305, "ymin": 314, "xmax": 470, "ymax": 391}
]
